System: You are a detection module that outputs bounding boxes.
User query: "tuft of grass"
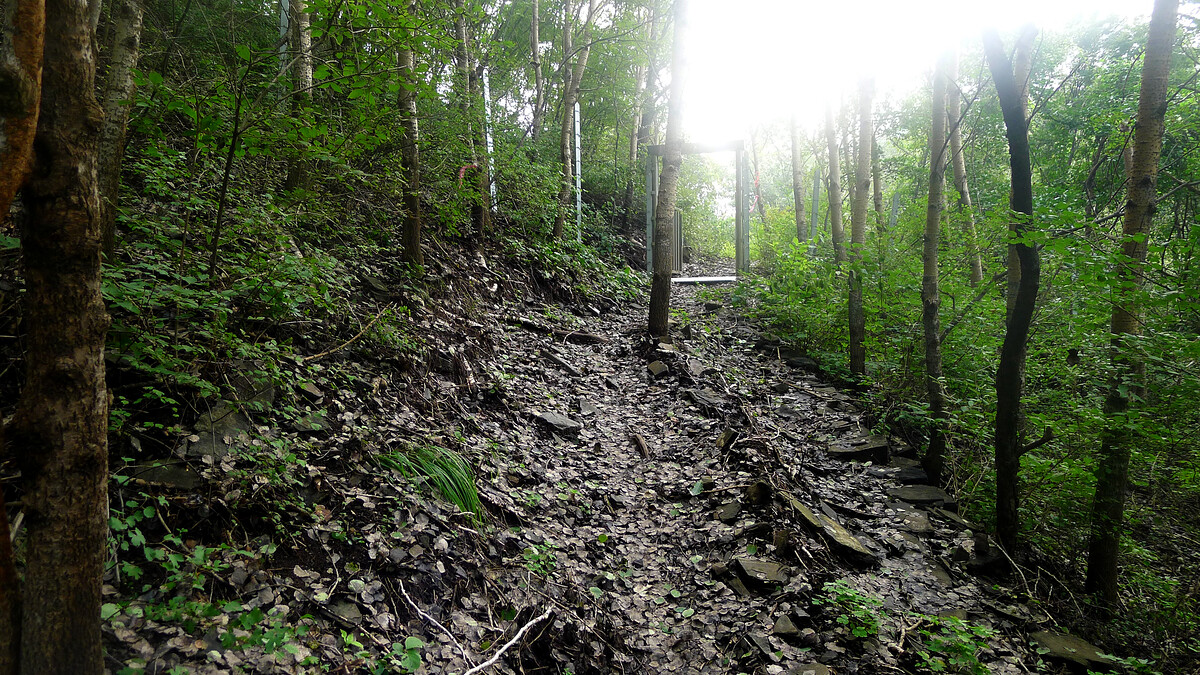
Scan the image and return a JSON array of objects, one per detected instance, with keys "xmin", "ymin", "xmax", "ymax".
[{"xmin": 378, "ymin": 445, "xmax": 483, "ymax": 522}]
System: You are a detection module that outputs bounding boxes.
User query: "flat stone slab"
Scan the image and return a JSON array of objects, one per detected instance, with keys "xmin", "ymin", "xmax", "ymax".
[
  {"xmin": 826, "ymin": 435, "xmax": 889, "ymax": 463},
  {"xmin": 535, "ymin": 411, "xmax": 582, "ymax": 435},
  {"xmin": 734, "ymin": 558, "xmax": 790, "ymax": 586},
  {"xmin": 684, "ymin": 387, "xmax": 724, "ymax": 410},
  {"xmin": 647, "ymin": 360, "xmax": 669, "ymax": 378},
  {"xmin": 1029, "ymin": 631, "xmax": 1115, "ymax": 670},
  {"xmin": 816, "ymin": 514, "xmax": 877, "ymax": 564},
  {"xmin": 671, "ymin": 276, "xmax": 737, "ymax": 284},
  {"xmin": 887, "ymin": 485, "xmax": 954, "ymax": 506}
]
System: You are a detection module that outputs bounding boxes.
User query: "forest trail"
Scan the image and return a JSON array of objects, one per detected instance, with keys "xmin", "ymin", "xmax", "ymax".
[
  {"xmin": 102, "ymin": 260, "xmax": 1097, "ymax": 674},
  {"xmin": 444, "ymin": 271, "xmax": 1053, "ymax": 674}
]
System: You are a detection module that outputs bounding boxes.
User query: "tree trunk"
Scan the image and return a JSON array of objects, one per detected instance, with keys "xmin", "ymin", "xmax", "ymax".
[
  {"xmin": 648, "ymin": 0, "xmax": 685, "ymax": 337},
  {"xmin": 790, "ymin": 116, "xmax": 806, "ymax": 243},
  {"xmin": 398, "ymin": 0, "xmax": 422, "ymax": 268},
  {"xmin": 1086, "ymin": 0, "xmax": 1177, "ymax": 607},
  {"xmin": 1005, "ymin": 26, "xmax": 1036, "ymax": 321},
  {"xmin": 283, "ymin": 0, "xmax": 311, "ymax": 191},
  {"xmin": 947, "ymin": 52, "xmax": 983, "ymax": 286},
  {"xmin": 622, "ymin": 6, "xmax": 654, "ymax": 232},
  {"xmin": 553, "ymin": 0, "xmax": 596, "ymax": 240},
  {"xmin": 0, "ymin": 0, "xmax": 44, "ymax": 220},
  {"xmin": 3, "ymin": 0, "xmax": 109, "ymax": 671},
  {"xmin": 530, "ymin": 0, "xmax": 544, "ymax": 141},
  {"xmin": 825, "ymin": 103, "xmax": 845, "ymax": 264},
  {"xmin": 751, "ymin": 128, "xmax": 766, "ymax": 222},
  {"xmin": 984, "ymin": 27, "xmax": 1039, "ymax": 553},
  {"xmin": 848, "ymin": 78, "xmax": 872, "ymax": 377},
  {"xmin": 922, "ymin": 54, "xmax": 951, "ymax": 483},
  {"xmin": 96, "ymin": 0, "xmax": 142, "ymax": 256}
]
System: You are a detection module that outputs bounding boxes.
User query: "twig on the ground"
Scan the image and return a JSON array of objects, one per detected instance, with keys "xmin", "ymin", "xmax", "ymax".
[
  {"xmin": 463, "ymin": 608, "xmax": 553, "ymax": 675},
  {"xmin": 398, "ymin": 579, "xmax": 471, "ymax": 665},
  {"xmin": 303, "ymin": 304, "xmax": 392, "ymax": 363}
]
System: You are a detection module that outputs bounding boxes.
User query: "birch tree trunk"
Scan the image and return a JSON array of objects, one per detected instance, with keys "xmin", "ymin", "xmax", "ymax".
[
  {"xmin": 984, "ymin": 26, "xmax": 1040, "ymax": 553},
  {"xmin": 399, "ymin": 0, "xmax": 422, "ymax": 268},
  {"xmin": 825, "ymin": 103, "xmax": 845, "ymax": 264},
  {"xmin": 622, "ymin": 5, "xmax": 655, "ymax": 232},
  {"xmin": 4, "ymin": 0, "xmax": 109, "ymax": 670},
  {"xmin": 648, "ymin": 0, "xmax": 686, "ymax": 337},
  {"xmin": 947, "ymin": 53, "xmax": 983, "ymax": 286},
  {"xmin": 97, "ymin": 0, "xmax": 142, "ymax": 255},
  {"xmin": 922, "ymin": 54, "xmax": 951, "ymax": 483},
  {"xmin": 790, "ymin": 115, "xmax": 806, "ymax": 243},
  {"xmin": 283, "ymin": 0, "xmax": 311, "ymax": 191},
  {"xmin": 530, "ymin": 0, "xmax": 544, "ymax": 141},
  {"xmin": 1086, "ymin": 0, "xmax": 1178, "ymax": 607},
  {"xmin": 848, "ymin": 79, "xmax": 873, "ymax": 376},
  {"xmin": 553, "ymin": 0, "xmax": 597, "ymax": 239}
]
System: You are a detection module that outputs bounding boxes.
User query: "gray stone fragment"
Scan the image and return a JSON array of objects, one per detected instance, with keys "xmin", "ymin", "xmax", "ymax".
[
  {"xmin": 887, "ymin": 485, "xmax": 954, "ymax": 507},
  {"xmin": 734, "ymin": 558, "xmax": 790, "ymax": 586},
  {"xmin": 1029, "ymin": 631, "xmax": 1115, "ymax": 670},
  {"xmin": 715, "ymin": 501, "xmax": 741, "ymax": 524},
  {"xmin": 772, "ymin": 614, "xmax": 800, "ymax": 636},
  {"xmin": 789, "ymin": 665, "xmax": 830, "ymax": 675},
  {"xmin": 826, "ymin": 435, "xmax": 889, "ymax": 463},
  {"xmin": 647, "ymin": 360, "xmax": 669, "ymax": 378},
  {"xmin": 535, "ymin": 411, "xmax": 582, "ymax": 435}
]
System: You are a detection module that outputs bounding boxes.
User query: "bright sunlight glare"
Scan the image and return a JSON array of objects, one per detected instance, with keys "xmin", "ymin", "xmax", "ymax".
[{"xmin": 683, "ymin": 0, "xmax": 1153, "ymax": 141}]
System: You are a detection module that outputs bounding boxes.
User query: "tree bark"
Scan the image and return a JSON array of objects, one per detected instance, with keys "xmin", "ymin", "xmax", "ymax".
[
  {"xmin": 553, "ymin": 0, "xmax": 596, "ymax": 240},
  {"xmin": 825, "ymin": 103, "xmax": 845, "ymax": 264},
  {"xmin": 622, "ymin": 5, "xmax": 655, "ymax": 232},
  {"xmin": 398, "ymin": 0, "xmax": 422, "ymax": 268},
  {"xmin": 1005, "ymin": 26, "xmax": 1036, "ymax": 321},
  {"xmin": 648, "ymin": 0, "xmax": 686, "ymax": 337},
  {"xmin": 984, "ymin": 27, "xmax": 1039, "ymax": 553},
  {"xmin": 922, "ymin": 54, "xmax": 951, "ymax": 483},
  {"xmin": 848, "ymin": 78, "xmax": 873, "ymax": 377},
  {"xmin": 790, "ymin": 115, "xmax": 806, "ymax": 243},
  {"xmin": 1086, "ymin": 0, "xmax": 1177, "ymax": 607},
  {"xmin": 283, "ymin": 0, "xmax": 311, "ymax": 191},
  {"xmin": 529, "ymin": 0, "xmax": 544, "ymax": 141},
  {"xmin": 0, "ymin": 0, "xmax": 44, "ymax": 220},
  {"xmin": 947, "ymin": 52, "xmax": 983, "ymax": 286},
  {"xmin": 751, "ymin": 128, "xmax": 766, "ymax": 222},
  {"xmin": 3, "ymin": 0, "xmax": 109, "ymax": 671},
  {"xmin": 97, "ymin": 0, "xmax": 142, "ymax": 256}
]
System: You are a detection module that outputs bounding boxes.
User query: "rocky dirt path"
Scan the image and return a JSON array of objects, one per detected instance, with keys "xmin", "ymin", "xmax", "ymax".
[
  {"xmin": 104, "ymin": 262, "xmax": 1103, "ymax": 674},
  {"xmin": 455, "ymin": 279, "xmax": 1061, "ymax": 674}
]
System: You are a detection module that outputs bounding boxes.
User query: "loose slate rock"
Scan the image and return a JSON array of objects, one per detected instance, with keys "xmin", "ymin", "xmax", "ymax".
[
  {"xmin": 790, "ymin": 665, "xmax": 830, "ymax": 675},
  {"xmin": 772, "ymin": 614, "xmax": 800, "ymax": 636},
  {"xmin": 1029, "ymin": 631, "xmax": 1116, "ymax": 670},
  {"xmin": 734, "ymin": 558, "xmax": 790, "ymax": 586},
  {"xmin": 887, "ymin": 485, "xmax": 954, "ymax": 507},
  {"xmin": 715, "ymin": 501, "xmax": 742, "ymax": 523},
  {"xmin": 535, "ymin": 411, "xmax": 582, "ymax": 435},
  {"xmin": 826, "ymin": 435, "xmax": 889, "ymax": 463},
  {"xmin": 684, "ymin": 387, "xmax": 723, "ymax": 410},
  {"xmin": 647, "ymin": 360, "xmax": 669, "ymax": 378}
]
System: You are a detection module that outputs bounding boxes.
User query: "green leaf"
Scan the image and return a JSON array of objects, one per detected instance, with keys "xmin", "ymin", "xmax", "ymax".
[
  {"xmin": 100, "ymin": 603, "xmax": 121, "ymax": 620},
  {"xmin": 589, "ymin": 586, "xmax": 604, "ymax": 598},
  {"xmin": 690, "ymin": 480, "xmax": 704, "ymax": 496},
  {"xmin": 404, "ymin": 636, "xmax": 424, "ymax": 650},
  {"xmin": 235, "ymin": 44, "xmax": 251, "ymax": 61}
]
